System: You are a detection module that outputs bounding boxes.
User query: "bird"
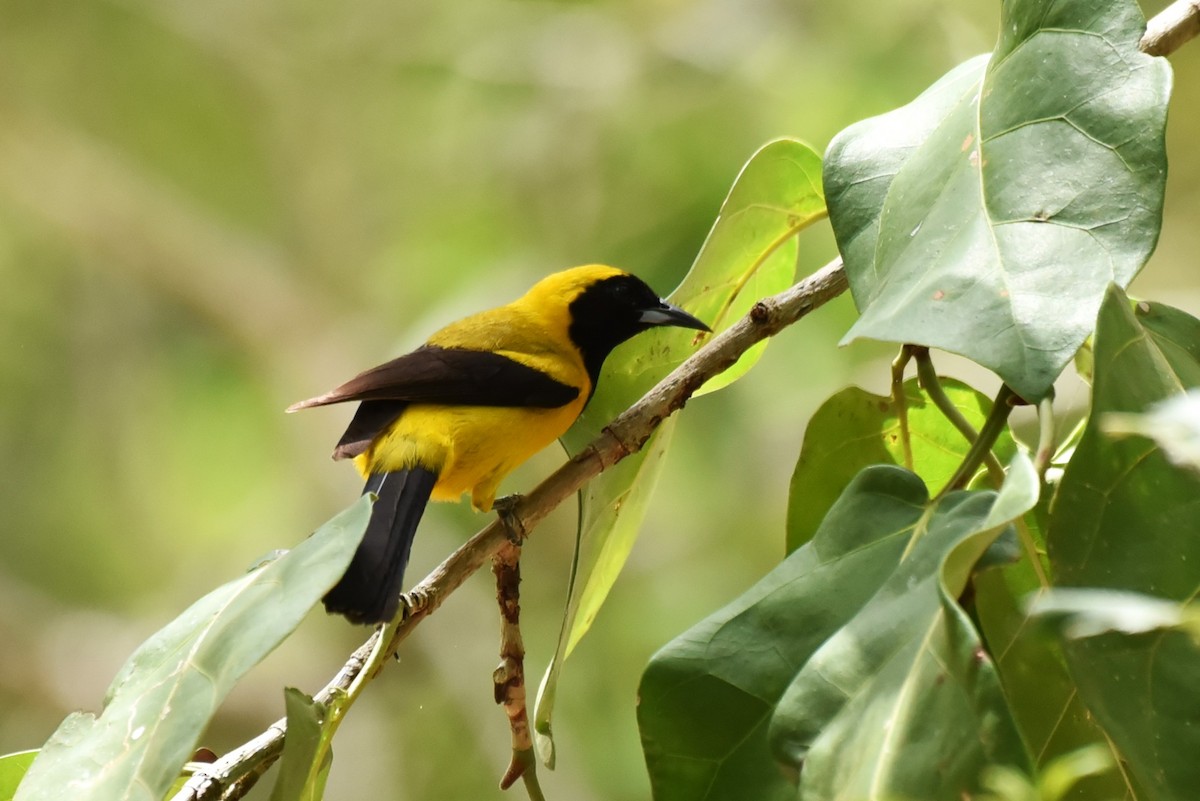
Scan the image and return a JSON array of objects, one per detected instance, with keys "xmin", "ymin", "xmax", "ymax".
[{"xmin": 288, "ymin": 265, "xmax": 709, "ymax": 624}]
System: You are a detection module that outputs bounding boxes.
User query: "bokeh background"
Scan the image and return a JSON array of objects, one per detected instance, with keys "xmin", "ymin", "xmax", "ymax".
[{"xmin": 1, "ymin": 1, "xmax": 1196, "ymax": 798}]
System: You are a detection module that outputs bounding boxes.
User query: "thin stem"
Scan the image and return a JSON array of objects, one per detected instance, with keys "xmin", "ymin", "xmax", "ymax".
[
  {"xmin": 891, "ymin": 345, "xmax": 915, "ymax": 471},
  {"xmin": 939, "ymin": 385, "xmax": 1017, "ymax": 497},
  {"xmin": 520, "ymin": 756, "xmax": 547, "ymax": 801},
  {"xmin": 913, "ymin": 348, "xmax": 1005, "ymax": 486},
  {"xmin": 1033, "ymin": 394, "xmax": 1056, "ymax": 480}
]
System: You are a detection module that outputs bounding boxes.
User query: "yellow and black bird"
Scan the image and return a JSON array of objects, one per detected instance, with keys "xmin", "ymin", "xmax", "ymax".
[{"xmin": 289, "ymin": 265, "xmax": 708, "ymax": 624}]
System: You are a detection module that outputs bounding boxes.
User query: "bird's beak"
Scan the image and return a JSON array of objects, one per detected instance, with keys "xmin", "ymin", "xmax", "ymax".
[{"xmin": 638, "ymin": 301, "xmax": 711, "ymax": 332}]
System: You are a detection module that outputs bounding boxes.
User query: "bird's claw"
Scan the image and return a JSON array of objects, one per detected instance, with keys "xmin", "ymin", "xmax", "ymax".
[{"xmin": 399, "ymin": 588, "xmax": 432, "ymax": 620}]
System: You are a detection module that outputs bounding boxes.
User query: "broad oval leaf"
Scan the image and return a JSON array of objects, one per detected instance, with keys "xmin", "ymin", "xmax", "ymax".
[
  {"xmin": 534, "ymin": 139, "xmax": 826, "ymax": 765},
  {"xmin": 972, "ymin": 504, "xmax": 1133, "ymax": 801},
  {"xmin": 638, "ymin": 466, "xmax": 929, "ymax": 801},
  {"xmin": 826, "ymin": 0, "xmax": 1170, "ymax": 401},
  {"xmin": 772, "ymin": 455, "xmax": 1037, "ymax": 801},
  {"xmin": 787, "ymin": 377, "xmax": 1017, "ymax": 551},
  {"xmin": 13, "ymin": 497, "xmax": 371, "ymax": 801},
  {"xmin": 1046, "ymin": 287, "xmax": 1200, "ymax": 801},
  {"xmin": 638, "ymin": 456, "xmax": 1038, "ymax": 801}
]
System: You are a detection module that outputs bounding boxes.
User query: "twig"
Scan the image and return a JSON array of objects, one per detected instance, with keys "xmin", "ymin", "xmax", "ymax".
[
  {"xmin": 170, "ymin": 257, "xmax": 848, "ymax": 801},
  {"xmin": 913, "ymin": 348, "xmax": 1005, "ymax": 486},
  {"xmin": 939, "ymin": 385, "xmax": 1018, "ymax": 496},
  {"xmin": 1141, "ymin": 0, "xmax": 1200, "ymax": 57},
  {"xmin": 891, "ymin": 345, "xmax": 915, "ymax": 471},
  {"xmin": 492, "ymin": 541, "xmax": 537, "ymax": 794}
]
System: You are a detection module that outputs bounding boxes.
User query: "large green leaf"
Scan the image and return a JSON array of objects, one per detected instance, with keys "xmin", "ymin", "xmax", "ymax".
[
  {"xmin": 973, "ymin": 528, "xmax": 1135, "ymax": 801},
  {"xmin": 638, "ymin": 457, "xmax": 1037, "ymax": 801},
  {"xmin": 14, "ymin": 498, "xmax": 371, "ymax": 801},
  {"xmin": 826, "ymin": 0, "xmax": 1170, "ymax": 401},
  {"xmin": 1046, "ymin": 287, "xmax": 1200, "ymax": 801},
  {"xmin": 639, "ymin": 466, "xmax": 927, "ymax": 801},
  {"xmin": 535, "ymin": 139, "xmax": 825, "ymax": 765},
  {"xmin": 773, "ymin": 455, "xmax": 1037, "ymax": 801},
  {"xmin": 787, "ymin": 377, "xmax": 1016, "ymax": 551}
]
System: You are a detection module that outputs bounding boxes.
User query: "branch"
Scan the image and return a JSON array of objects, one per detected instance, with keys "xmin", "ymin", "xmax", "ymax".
[
  {"xmin": 491, "ymin": 542, "xmax": 542, "ymax": 797},
  {"xmin": 1141, "ymin": 0, "xmax": 1200, "ymax": 57},
  {"xmin": 939, "ymin": 385, "xmax": 1018, "ymax": 497}
]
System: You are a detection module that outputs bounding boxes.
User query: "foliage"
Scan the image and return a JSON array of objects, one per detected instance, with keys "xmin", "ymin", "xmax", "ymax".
[
  {"xmin": 5, "ymin": 0, "xmax": 1198, "ymax": 800},
  {"xmin": 639, "ymin": 1, "xmax": 1191, "ymax": 800},
  {"xmin": 10, "ymin": 499, "xmax": 370, "ymax": 801}
]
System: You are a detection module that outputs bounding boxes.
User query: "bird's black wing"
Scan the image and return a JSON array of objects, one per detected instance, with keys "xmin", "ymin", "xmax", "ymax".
[
  {"xmin": 287, "ymin": 346, "xmax": 581, "ymax": 460},
  {"xmin": 287, "ymin": 345, "xmax": 580, "ymax": 411}
]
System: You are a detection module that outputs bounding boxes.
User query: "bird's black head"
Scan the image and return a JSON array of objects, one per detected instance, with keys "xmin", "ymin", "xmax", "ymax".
[{"xmin": 567, "ymin": 272, "xmax": 709, "ymax": 387}]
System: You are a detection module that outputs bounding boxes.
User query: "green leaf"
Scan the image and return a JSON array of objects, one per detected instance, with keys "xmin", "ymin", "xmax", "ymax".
[
  {"xmin": 1029, "ymin": 589, "xmax": 1200, "ymax": 641},
  {"xmin": 535, "ymin": 139, "xmax": 826, "ymax": 766},
  {"xmin": 639, "ymin": 466, "xmax": 927, "ymax": 801},
  {"xmin": 973, "ymin": 521, "xmax": 1133, "ymax": 801},
  {"xmin": 533, "ymin": 419, "xmax": 677, "ymax": 768},
  {"xmin": 826, "ymin": 0, "xmax": 1170, "ymax": 401},
  {"xmin": 638, "ymin": 456, "xmax": 1037, "ymax": 800},
  {"xmin": 14, "ymin": 497, "xmax": 372, "ymax": 801},
  {"xmin": 773, "ymin": 454, "xmax": 1038, "ymax": 801},
  {"xmin": 270, "ymin": 688, "xmax": 341, "ymax": 801},
  {"xmin": 787, "ymin": 377, "xmax": 1017, "ymax": 551},
  {"xmin": 1046, "ymin": 287, "xmax": 1200, "ymax": 801},
  {"xmin": 0, "ymin": 752, "xmax": 37, "ymax": 801}
]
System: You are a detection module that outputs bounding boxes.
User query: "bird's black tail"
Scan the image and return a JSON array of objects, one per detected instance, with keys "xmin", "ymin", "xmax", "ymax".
[{"xmin": 323, "ymin": 467, "xmax": 438, "ymax": 624}]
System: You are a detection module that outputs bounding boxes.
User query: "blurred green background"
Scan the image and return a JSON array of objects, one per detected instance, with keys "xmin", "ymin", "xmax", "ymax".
[{"xmin": 1, "ymin": 1, "xmax": 1195, "ymax": 798}]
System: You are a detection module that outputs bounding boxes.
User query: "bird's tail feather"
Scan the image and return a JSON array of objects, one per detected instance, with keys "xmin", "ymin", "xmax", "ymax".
[{"xmin": 323, "ymin": 467, "xmax": 438, "ymax": 624}]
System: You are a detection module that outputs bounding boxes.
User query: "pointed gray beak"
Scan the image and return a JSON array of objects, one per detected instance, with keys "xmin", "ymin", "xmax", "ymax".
[{"xmin": 638, "ymin": 301, "xmax": 711, "ymax": 332}]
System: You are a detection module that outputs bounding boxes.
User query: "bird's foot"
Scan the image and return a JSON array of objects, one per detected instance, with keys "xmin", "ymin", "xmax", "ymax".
[
  {"xmin": 399, "ymin": 588, "xmax": 433, "ymax": 620},
  {"xmin": 492, "ymin": 494, "xmax": 527, "ymax": 545}
]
